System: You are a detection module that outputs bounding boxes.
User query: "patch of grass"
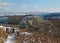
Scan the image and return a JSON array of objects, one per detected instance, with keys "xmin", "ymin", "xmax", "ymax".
[{"xmin": 0, "ymin": 29, "xmax": 8, "ymax": 43}]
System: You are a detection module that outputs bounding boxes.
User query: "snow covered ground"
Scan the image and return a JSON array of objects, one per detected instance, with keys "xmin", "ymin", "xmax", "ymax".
[{"xmin": 4, "ymin": 33, "xmax": 15, "ymax": 43}]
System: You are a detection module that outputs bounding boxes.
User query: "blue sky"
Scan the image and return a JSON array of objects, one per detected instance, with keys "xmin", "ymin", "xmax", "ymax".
[{"xmin": 0, "ymin": 0, "xmax": 60, "ymax": 12}]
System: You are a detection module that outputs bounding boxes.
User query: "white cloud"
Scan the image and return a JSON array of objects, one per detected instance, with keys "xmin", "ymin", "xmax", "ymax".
[
  {"xmin": 19, "ymin": 5, "xmax": 31, "ymax": 12},
  {"xmin": 18, "ymin": 5, "xmax": 60, "ymax": 12},
  {"xmin": 40, "ymin": 8, "xmax": 60, "ymax": 12},
  {"xmin": 0, "ymin": 2, "xmax": 14, "ymax": 13},
  {"xmin": 0, "ymin": 3, "xmax": 60, "ymax": 13},
  {"xmin": 0, "ymin": 2, "xmax": 14, "ymax": 7}
]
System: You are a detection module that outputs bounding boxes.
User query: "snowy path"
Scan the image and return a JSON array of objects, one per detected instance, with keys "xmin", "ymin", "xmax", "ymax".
[{"xmin": 4, "ymin": 33, "xmax": 15, "ymax": 43}]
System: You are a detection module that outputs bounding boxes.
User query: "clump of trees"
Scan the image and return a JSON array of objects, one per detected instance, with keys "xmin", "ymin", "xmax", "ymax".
[
  {"xmin": 19, "ymin": 16, "xmax": 53, "ymax": 33},
  {"xmin": 7, "ymin": 15, "xmax": 22, "ymax": 24}
]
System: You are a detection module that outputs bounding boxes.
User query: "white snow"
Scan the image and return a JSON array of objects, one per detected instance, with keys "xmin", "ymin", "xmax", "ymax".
[
  {"xmin": 20, "ymin": 32, "xmax": 32, "ymax": 35},
  {"xmin": 4, "ymin": 33, "xmax": 15, "ymax": 43}
]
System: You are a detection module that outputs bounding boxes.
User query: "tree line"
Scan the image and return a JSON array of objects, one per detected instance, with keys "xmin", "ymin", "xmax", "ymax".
[{"xmin": 7, "ymin": 15, "xmax": 60, "ymax": 38}]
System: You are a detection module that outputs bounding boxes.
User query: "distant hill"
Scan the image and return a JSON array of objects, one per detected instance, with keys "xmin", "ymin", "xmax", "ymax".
[
  {"xmin": 22, "ymin": 12, "xmax": 60, "ymax": 20},
  {"xmin": 19, "ymin": 12, "xmax": 60, "ymax": 20},
  {"xmin": 42, "ymin": 13, "xmax": 60, "ymax": 20},
  {"xmin": 0, "ymin": 12, "xmax": 60, "ymax": 24}
]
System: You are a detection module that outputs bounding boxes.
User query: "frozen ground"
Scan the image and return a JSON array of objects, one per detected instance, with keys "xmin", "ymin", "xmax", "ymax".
[{"xmin": 4, "ymin": 33, "xmax": 15, "ymax": 43}]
